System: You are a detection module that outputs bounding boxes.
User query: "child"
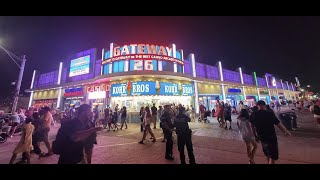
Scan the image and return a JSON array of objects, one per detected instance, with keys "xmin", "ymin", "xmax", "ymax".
[
  {"xmin": 237, "ymin": 109, "xmax": 258, "ymax": 164},
  {"xmin": 9, "ymin": 118, "xmax": 35, "ymax": 164}
]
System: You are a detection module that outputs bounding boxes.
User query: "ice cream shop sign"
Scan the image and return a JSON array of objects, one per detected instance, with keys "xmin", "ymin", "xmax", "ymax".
[{"xmin": 110, "ymin": 81, "xmax": 193, "ymax": 97}]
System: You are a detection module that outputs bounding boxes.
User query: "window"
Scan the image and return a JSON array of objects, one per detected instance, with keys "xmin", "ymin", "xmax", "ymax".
[{"xmin": 162, "ymin": 61, "xmax": 174, "ymax": 72}]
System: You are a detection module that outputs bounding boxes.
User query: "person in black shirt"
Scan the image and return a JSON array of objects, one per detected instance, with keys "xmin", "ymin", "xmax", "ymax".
[
  {"xmin": 249, "ymin": 100, "xmax": 291, "ymax": 164},
  {"xmin": 151, "ymin": 104, "xmax": 158, "ymax": 129},
  {"xmin": 174, "ymin": 105, "xmax": 196, "ymax": 164},
  {"xmin": 160, "ymin": 105, "xmax": 174, "ymax": 160},
  {"xmin": 54, "ymin": 104, "xmax": 102, "ymax": 164},
  {"xmin": 120, "ymin": 106, "xmax": 127, "ymax": 130}
]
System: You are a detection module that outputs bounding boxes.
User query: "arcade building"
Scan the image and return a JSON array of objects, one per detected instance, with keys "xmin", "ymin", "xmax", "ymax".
[{"xmin": 26, "ymin": 43, "xmax": 299, "ymax": 123}]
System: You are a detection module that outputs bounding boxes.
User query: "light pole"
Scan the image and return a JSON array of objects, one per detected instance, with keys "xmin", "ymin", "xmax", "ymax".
[{"xmin": 0, "ymin": 45, "xmax": 26, "ymax": 113}]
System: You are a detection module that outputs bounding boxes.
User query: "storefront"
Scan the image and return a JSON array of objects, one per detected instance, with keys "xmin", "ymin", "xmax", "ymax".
[
  {"xmin": 197, "ymin": 83, "xmax": 222, "ymax": 111},
  {"xmin": 63, "ymin": 87, "xmax": 85, "ymax": 110},
  {"xmin": 269, "ymin": 89, "xmax": 278, "ymax": 100},
  {"xmin": 244, "ymin": 87, "xmax": 258, "ymax": 107},
  {"xmin": 258, "ymin": 89, "xmax": 270, "ymax": 104},
  {"xmin": 32, "ymin": 89, "xmax": 59, "ymax": 109},
  {"xmin": 278, "ymin": 89, "xmax": 285, "ymax": 100},
  {"xmin": 224, "ymin": 86, "xmax": 244, "ymax": 108},
  {"xmin": 85, "ymin": 83, "xmax": 111, "ymax": 113},
  {"xmin": 110, "ymin": 80, "xmax": 194, "ymax": 112}
]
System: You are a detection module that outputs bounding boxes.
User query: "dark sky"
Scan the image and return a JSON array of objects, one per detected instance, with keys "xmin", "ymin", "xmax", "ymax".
[{"xmin": 0, "ymin": 16, "xmax": 319, "ymax": 97}]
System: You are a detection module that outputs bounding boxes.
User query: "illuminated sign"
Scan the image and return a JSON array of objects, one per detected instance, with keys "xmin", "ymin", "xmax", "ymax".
[
  {"xmin": 110, "ymin": 83, "xmax": 128, "ymax": 97},
  {"xmin": 228, "ymin": 88, "xmax": 242, "ymax": 93},
  {"xmin": 102, "ymin": 44, "xmax": 183, "ymax": 65},
  {"xmin": 88, "ymin": 91, "xmax": 106, "ymax": 99},
  {"xmin": 181, "ymin": 84, "xmax": 194, "ymax": 96},
  {"xmin": 130, "ymin": 81, "xmax": 156, "ymax": 96},
  {"xmin": 102, "ymin": 54, "xmax": 183, "ymax": 65},
  {"xmin": 69, "ymin": 55, "xmax": 90, "ymax": 77},
  {"xmin": 86, "ymin": 83, "xmax": 110, "ymax": 93},
  {"xmin": 272, "ymin": 77, "xmax": 276, "ymax": 87},
  {"xmin": 259, "ymin": 90, "xmax": 269, "ymax": 95},
  {"xmin": 64, "ymin": 87, "xmax": 83, "ymax": 97},
  {"xmin": 110, "ymin": 81, "xmax": 193, "ymax": 97}
]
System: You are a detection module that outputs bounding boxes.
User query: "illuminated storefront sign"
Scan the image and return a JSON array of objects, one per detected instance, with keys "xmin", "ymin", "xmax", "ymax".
[
  {"xmin": 102, "ymin": 44, "xmax": 183, "ymax": 65},
  {"xmin": 64, "ymin": 87, "xmax": 83, "ymax": 97},
  {"xmin": 102, "ymin": 54, "xmax": 183, "ymax": 65},
  {"xmin": 110, "ymin": 81, "xmax": 194, "ymax": 97},
  {"xmin": 86, "ymin": 83, "xmax": 110, "ymax": 93},
  {"xmin": 110, "ymin": 83, "xmax": 128, "ymax": 97},
  {"xmin": 88, "ymin": 91, "xmax": 106, "ymax": 99},
  {"xmin": 259, "ymin": 90, "xmax": 269, "ymax": 95},
  {"xmin": 181, "ymin": 84, "xmax": 194, "ymax": 96},
  {"xmin": 160, "ymin": 82, "xmax": 179, "ymax": 96},
  {"xmin": 69, "ymin": 55, "xmax": 90, "ymax": 77},
  {"xmin": 228, "ymin": 88, "xmax": 242, "ymax": 93}
]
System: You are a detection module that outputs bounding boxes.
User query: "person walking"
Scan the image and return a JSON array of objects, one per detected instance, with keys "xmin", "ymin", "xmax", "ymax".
[
  {"xmin": 151, "ymin": 103, "xmax": 158, "ymax": 129},
  {"xmin": 139, "ymin": 107, "xmax": 145, "ymax": 132},
  {"xmin": 52, "ymin": 104, "xmax": 103, "ymax": 164},
  {"xmin": 138, "ymin": 107, "xmax": 156, "ymax": 144},
  {"xmin": 160, "ymin": 105, "xmax": 174, "ymax": 160},
  {"xmin": 174, "ymin": 105, "xmax": 196, "ymax": 164},
  {"xmin": 237, "ymin": 109, "xmax": 258, "ymax": 164},
  {"xmin": 249, "ymin": 100, "xmax": 291, "ymax": 164},
  {"xmin": 224, "ymin": 103, "xmax": 232, "ymax": 129},
  {"xmin": 120, "ymin": 106, "xmax": 128, "ymax": 130},
  {"xmin": 39, "ymin": 106, "xmax": 53, "ymax": 157},
  {"xmin": 9, "ymin": 118, "xmax": 34, "ymax": 164}
]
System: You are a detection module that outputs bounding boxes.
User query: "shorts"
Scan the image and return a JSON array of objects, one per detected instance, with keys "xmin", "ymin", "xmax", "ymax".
[{"xmin": 261, "ymin": 140, "xmax": 279, "ymax": 160}]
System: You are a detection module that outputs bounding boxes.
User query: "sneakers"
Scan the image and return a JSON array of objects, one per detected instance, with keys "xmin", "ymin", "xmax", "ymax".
[
  {"xmin": 138, "ymin": 141, "xmax": 144, "ymax": 144},
  {"xmin": 165, "ymin": 156, "xmax": 174, "ymax": 160},
  {"xmin": 152, "ymin": 139, "xmax": 156, "ymax": 142},
  {"xmin": 161, "ymin": 139, "xmax": 166, "ymax": 142}
]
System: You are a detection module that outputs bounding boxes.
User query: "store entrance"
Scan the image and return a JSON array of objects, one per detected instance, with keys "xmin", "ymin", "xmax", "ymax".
[{"xmin": 198, "ymin": 95, "xmax": 220, "ymax": 111}]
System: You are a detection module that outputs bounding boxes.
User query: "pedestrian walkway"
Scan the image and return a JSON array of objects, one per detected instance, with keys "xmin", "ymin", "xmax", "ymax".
[{"xmin": 0, "ymin": 110, "xmax": 319, "ymax": 164}]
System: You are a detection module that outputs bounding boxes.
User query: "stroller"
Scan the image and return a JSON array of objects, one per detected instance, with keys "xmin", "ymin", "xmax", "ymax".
[
  {"xmin": 198, "ymin": 110, "xmax": 211, "ymax": 123},
  {"xmin": 278, "ymin": 111, "xmax": 298, "ymax": 130}
]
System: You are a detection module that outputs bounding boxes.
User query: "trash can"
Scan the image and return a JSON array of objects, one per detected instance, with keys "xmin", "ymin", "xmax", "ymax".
[{"xmin": 279, "ymin": 113, "xmax": 293, "ymax": 130}]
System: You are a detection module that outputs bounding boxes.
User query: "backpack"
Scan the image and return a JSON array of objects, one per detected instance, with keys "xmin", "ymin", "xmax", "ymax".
[{"xmin": 314, "ymin": 105, "xmax": 320, "ymax": 115}]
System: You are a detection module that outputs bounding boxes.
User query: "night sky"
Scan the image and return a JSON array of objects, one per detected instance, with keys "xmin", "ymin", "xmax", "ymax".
[{"xmin": 0, "ymin": 16, "xmax": 319, "ymax": 97}]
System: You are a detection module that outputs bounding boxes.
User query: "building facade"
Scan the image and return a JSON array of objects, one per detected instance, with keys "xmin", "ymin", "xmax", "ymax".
[{"xmin": 26, "ymin": 43, "xmax": 300, "ymax": 122}]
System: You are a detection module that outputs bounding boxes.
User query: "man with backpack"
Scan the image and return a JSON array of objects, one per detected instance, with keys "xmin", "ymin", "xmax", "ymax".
[
  {"xmin": 310, "ymin": 100, "xmax": 320, "ymax": 128},
  {"xmin": 52, "ymin": 104, "xmax": 103, "ymax": 164}
]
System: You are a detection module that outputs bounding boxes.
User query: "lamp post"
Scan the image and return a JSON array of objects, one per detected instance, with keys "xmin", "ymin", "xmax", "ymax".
[{"xmin": 0, "ymin": 45, "xmax": 26, "ymax": 113}]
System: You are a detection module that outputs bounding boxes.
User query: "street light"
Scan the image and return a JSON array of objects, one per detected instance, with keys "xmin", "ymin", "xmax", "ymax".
[
  {"xmin": 307, "ymin": 85, "xmax": 310, "ymax": 88},
  {"xmin": 0, "ymin": 45, "xmax": 26, "ymax": 113}
]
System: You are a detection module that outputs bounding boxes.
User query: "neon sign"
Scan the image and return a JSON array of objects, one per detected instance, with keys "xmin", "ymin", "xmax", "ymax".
[
  {"xmin": 102, "ymin": 43, "xmax": 184, "ymax": 65},
  {"xmin": 69, "ymin": 55, "xmax": 90, "ymax": 77},
  {"xmin": 102, "ymin": 54, "xmax": 183, "ymax": 65}
]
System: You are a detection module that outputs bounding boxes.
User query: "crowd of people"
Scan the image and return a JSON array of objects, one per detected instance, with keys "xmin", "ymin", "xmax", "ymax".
[{"xmin": 2, "ymin": 97, "xmax": 320, "ymax": 164}]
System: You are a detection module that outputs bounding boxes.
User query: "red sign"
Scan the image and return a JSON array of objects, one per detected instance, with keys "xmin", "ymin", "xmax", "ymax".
[
  {"xmin": 64, "ymin": 91, "xmax": 83, "ymax": 97},
  {"xmin": 86, "ymin": 83, "xmax": 111, "ymax": 93},
  {"xmin": 102, "ymin": 54, "xmax": 184, "ymax": 65}
]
